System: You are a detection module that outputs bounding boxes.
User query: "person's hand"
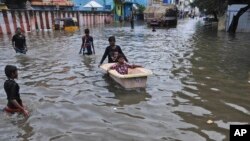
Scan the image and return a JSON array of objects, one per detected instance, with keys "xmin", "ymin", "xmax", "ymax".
[{"xmin": 22, "ymin": 109, "xmax": 29, "ymax": 117}]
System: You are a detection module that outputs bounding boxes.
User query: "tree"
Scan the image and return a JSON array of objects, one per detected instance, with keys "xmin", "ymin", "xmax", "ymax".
[
  {"xmin": 191, "ymin": 0, "xmax": 250, "ymax": 33},
  {"xmin": 227, "ymin": 0, "xmax": 250, "ymax": 33},
  {"xmin": 190, "ymin": 0, "xmax": 227, "ymax": 21}
]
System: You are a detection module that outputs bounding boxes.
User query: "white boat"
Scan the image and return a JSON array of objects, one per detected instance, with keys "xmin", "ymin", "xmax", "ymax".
[{"xmin": 100, "ymin": 63, "xmax": 152, "ymax": 89}]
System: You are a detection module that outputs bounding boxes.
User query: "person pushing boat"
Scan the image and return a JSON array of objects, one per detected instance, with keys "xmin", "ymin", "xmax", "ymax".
[{"xmin": 99, "ymin": 36, "xmax": 128, "ymax": 66}]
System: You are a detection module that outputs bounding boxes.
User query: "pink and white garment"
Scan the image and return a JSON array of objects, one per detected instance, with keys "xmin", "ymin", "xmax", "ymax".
[{"xmin": 110, "ymin": 63, "xmax": 133, "ymax": 75}]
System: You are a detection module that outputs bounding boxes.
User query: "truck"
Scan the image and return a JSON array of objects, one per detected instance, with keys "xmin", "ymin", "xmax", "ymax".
[{"xmin": 144, "ymin": 4, "xmax": 178, "ymax": 27}]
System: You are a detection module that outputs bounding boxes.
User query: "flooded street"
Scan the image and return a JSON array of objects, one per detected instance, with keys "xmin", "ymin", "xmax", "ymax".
[{"xmin": 0, "ymin": 19, "xmax": 250, "ymax": 141}]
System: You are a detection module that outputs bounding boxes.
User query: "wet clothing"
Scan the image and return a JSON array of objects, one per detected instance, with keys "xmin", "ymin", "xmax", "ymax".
[
  {"xmin": 12, "ymin": 34, "xmax": 27, "ymax": 54},
  {"xmin": 82, "ymin": 35, "xmax": 94, "ymax": 55},
  {"xmin": 110, "ymin": 63, "xmax": 133, "ymax": 75},
  {"xmin": 4, "ymin": 79, "xmax": 23, "ymax": 109},
  {"xmin": 100, "ymin": 45, "xmax": 128, "ymax": 64}
]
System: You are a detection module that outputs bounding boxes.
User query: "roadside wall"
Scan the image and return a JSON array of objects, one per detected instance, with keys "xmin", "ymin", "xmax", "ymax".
[{"xmin": 0, "ymin": 10, "xmax": 113, "ymax": 35}]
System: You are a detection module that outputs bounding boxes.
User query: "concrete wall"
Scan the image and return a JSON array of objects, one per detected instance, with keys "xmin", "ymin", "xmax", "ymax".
[
  {"xmin": 226, "ymin": 4, "xmax": 250, "ymax": 32},
  {"xmin": 0, "ymin": 10, "xmax": 113, "ymax": 35}
]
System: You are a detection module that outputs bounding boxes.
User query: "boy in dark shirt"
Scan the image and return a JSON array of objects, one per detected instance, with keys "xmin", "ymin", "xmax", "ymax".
[
  {"xmin": 3, "ymin": 65, "xmax": 29, "ymax": 117},
  {"xmin": 12, "ymin": 27, "xmax": 27, "ymax": 54},
  {"xmin": 99, "ymin": 36, "xmax": 128, "ymax": 66}
]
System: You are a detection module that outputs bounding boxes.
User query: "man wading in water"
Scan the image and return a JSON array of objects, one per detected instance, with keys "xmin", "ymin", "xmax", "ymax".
[{"xmin": 12, "ymin": 27, "xmax": 27, "ymax": 54}]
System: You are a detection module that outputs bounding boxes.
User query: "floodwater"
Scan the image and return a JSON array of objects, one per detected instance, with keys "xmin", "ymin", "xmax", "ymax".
[{"xmin": 0, "ymin": 19, "xmax": 250, "ymax": 141}]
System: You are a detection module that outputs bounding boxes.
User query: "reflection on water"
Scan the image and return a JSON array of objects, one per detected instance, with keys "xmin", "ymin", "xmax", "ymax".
[
  {"xmin": 101, "ymin": 74, "xmax": 152, "ymax": 107},
  {"xmin": 0, "ymin": 19, "xmax": 250, "ymax": 141}
]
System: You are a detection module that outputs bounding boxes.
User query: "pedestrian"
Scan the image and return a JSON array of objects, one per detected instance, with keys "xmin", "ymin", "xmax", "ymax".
[
  {"xmin": 152, "ymin": 26, "xmax": 156, "ymax": 32},
  {"xmin": 130, "ymin": 9, "xmax": 135, "ymax": 30},
  {"xmin": 3, "ymin": 65, "xmax": 29, "ymax": 117},
  {"xmin": 79, "ymin": 28, "xmax": 95, "ymax": 55},
  {"xmin": 107, "ymin": 55, "xmax": 141, "ymax": 75},
  {"xmin": 12, "ymin": 27, "xmax": 27, "ymax": 54},
  {"xmin": 99, "ymin": 36, "xmax": 128, "ymax": 66}
]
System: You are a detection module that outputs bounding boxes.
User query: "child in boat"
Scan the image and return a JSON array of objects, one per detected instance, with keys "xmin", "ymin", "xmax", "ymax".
[
  {"xmin": 3, "ymin": 65, "xmax": 29, "ymax": 117},
  {"xmin": 108, "ymin": 55, "xmax": 141, "ymax": 75}
]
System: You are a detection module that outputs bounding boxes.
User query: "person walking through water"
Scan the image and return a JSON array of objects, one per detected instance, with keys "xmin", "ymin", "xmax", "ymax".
[
  {"xmin": 79, "ymin": 28, "xmax": 95, "ymax": 55},
  {"xmin": 99, "ymin": 36, "xmax": 128, "ymax": 66},
  {"xmin": 130, "ymin": 9, "xmax": 135, "ymax": 30},
  {"xmin": 12, "ymin": 27, "xmax": 27, "ymax": 54},
  {"xmin": 3, "ymin": 65, "xmax": 29, "ymax": 117}
]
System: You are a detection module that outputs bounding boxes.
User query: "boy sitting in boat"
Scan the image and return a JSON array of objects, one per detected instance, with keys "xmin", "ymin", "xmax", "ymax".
[
  {"xmin": 3, "ymin": 65, "xmax": 29, "ymax": 117},
  {"xmin": 108, "ymin": 55, "xmax": 141, "ymax": 75}
]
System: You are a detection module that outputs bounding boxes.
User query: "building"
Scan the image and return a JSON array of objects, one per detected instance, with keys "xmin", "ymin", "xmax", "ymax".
[
  {"xmin": 31, "ymin": 0, "xmax": 74, "ymax": 10},
  {"xmin": 73, "ymin": 0, "xmax": 114, "ymax": 11}
]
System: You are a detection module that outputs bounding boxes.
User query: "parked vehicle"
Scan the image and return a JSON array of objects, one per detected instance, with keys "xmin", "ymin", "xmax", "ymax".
[
  {"xmin": 54, "ymin": 17, "xmax": 79, "ymax": 32},
  {"xmin": 144, "ymin": 4, "xmax": 178, "ymax": 27}
]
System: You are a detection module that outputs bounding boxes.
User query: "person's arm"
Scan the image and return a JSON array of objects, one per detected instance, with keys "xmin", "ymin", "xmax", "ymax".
[
  {"xmin": 131, "ymin": 64, "xmax": 142, "ymax": 68},
  {"xmin": 8, "ymin": 83, "xmax": 29, "ymax": 117},
  {"xmin": 12, "ymin": 36, "xmax": 15, "ymax": 48},
  {"xmin": 10, "ymin": 99, "xmax": 29, "ymax": 117},
  {"xmin": 79, "ymin": 36, "xmax": 84, "ymax": 54},
  {"xmin": 24, "ymin": 36, "xmax": 27, "ymax": 50},
  {"xmin": 81, "ymin": 36, "xmax": 85, "ymax": 48},
  {"xmin": 99, "ymin": 47, "xmax": 109, "ymax": 66},
  {"xmin": 117, "ymin": 46, "xmax": 128, "ymax": 62},
  {"xmin": 91, "ymin": 37, "xmax": 95, "ymax": 54}
]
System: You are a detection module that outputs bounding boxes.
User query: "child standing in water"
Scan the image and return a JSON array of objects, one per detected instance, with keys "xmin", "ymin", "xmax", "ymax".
[
  {"xmin": 79, "ymin": 28, "xmax": 95, "ymax": 55},
  {"xmin": 3, "ymin": 65, "xmax": 29, "ymax": 117},
  {"xmin": 108, "ymin": 55, "xmax": 141, "ymax": 75}
]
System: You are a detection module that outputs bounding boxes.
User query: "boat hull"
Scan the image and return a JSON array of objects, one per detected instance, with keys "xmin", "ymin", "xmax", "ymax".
[{"xmin": 100, "ymin": 63, "xmax": 152, "ymax": 88}]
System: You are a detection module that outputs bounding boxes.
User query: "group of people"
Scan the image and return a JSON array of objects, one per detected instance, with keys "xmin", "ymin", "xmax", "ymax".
[{"xmin": 4, "ymin": 27, "xmax": 142, "ymax": 117}]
